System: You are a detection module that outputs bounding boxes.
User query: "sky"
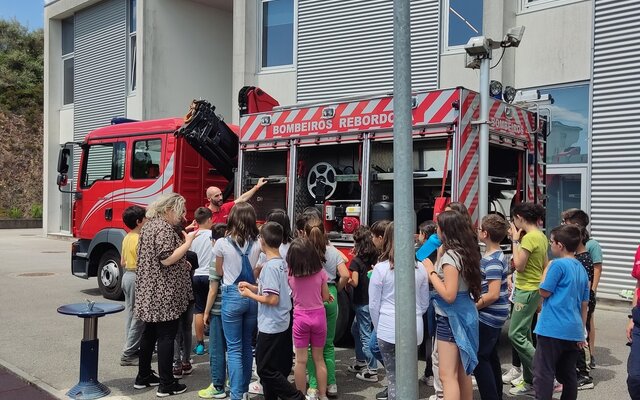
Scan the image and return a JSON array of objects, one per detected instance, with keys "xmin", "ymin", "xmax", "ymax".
[{"xmin": 0, "ymin": 0, "xmax": 45, "ymax": 31}]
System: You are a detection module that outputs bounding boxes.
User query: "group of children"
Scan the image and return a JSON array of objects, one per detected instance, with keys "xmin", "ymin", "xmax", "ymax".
[{"xmin": 118, "ymin": 199, "xmax": 602, "ymax": 400}]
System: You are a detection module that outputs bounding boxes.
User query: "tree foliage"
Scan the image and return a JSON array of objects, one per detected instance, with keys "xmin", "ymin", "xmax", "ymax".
[
  {"xmin": 0, "ymin": 19, "xmax": 44, "ymax": 120},
  {"xmin": 0, "ymin": 19, "xmax": 43, "ymax": 218}
]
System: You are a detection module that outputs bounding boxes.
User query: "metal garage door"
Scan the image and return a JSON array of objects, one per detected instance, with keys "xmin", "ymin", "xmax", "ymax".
[
  {"xmin": 591, "ymin": 0, "xmax": 640, "ymax": 295},
  {"xmin": 297, "ymin": 0, "xmax": 439, "ymax": 102}
]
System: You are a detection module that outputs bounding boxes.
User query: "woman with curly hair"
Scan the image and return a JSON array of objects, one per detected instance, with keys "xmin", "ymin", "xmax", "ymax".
[{"xmin": 424, "ymin": 210, "xmax": 482, "ymax": 400}]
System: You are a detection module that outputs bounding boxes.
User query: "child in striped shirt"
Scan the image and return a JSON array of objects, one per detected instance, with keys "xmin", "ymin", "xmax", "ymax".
[{"xmin": 474, "ymin": 214, "xmax": 511, "ymax": 400}]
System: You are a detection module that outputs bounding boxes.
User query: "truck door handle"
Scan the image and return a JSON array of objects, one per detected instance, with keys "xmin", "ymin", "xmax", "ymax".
[{"xmin": 105, "ymin": 208, "xmax": 113, "ymax": 221}]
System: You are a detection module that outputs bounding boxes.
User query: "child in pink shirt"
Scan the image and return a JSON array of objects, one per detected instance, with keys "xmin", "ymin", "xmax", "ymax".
[{"xmin": 287, "ymin": 238, "xmax": 333, "ymax": 400}]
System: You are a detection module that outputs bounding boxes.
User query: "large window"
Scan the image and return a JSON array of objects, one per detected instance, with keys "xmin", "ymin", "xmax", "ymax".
[
  {"xmin": 132, "ymin": 139, "xmax": 162, "ymax": 179},
  {"xmin": 128, "ymin": 0, "xmax": 137, "ymax": 92},
  {"xmin": 81, "ymin": 143, "xmax": 125, "ymax": 188},
  {"xmin": 445, "ymin": 0, "xmax": 483, "ymax": 49},
  {"xmin": 61, "ymin": 17, "xmax": 74, "ymax": 105},
  {"xmin": 261, "ymin": 0, "xmax": 294, "ymax": 69},
  {"xmin": 539, "ymin": 84, "xmax": 589, "ymax": 164}
]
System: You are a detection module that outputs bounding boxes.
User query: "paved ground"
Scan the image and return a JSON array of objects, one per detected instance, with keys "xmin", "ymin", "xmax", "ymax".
[{"xmin": 0, "ymin": 229, "xmax": 632, "ymax": 399}]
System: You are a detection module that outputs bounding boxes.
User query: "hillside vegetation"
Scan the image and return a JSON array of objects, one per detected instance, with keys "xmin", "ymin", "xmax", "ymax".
[{"xmin": 0, "ymin": 19, "xmax": 44, "ymax": 218}]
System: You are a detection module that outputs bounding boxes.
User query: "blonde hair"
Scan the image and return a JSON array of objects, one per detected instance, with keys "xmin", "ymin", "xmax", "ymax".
[{"xmin": 146, "ymin": 193, "xmax": 186, "ymax": 220}]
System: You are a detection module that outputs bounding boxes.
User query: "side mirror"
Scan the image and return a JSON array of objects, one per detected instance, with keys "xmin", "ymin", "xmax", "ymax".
[
  {"xmin": 57, "ymin": 174, "xmax": 68, "ymax": 187},
  {"xmin": 57, "ymin": 148, "xmax": 70, "ymax": 174}
]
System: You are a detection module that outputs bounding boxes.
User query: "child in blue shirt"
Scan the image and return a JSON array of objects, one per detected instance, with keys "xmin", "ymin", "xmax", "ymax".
[
  {"xmin": 238, "ymin": 222, "xmax": 305, "ymax": 400},
  {"xmin": 533, "ymin": 224, "xmax": 590, "ymax": 400}
]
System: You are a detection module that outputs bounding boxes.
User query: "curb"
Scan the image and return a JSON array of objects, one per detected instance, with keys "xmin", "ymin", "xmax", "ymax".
[{"xmin": 0, "ymin": 358, "xmax": 66, "ymax": 400}]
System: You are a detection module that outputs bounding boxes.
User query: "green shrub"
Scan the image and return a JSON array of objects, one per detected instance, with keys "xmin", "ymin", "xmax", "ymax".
[
  {"xmin": 8, "ymin": 207, "xmax": 23, "ymax": 219},
  {"xmin": 30, "ymin": 204, "xmax": 43, "ymax": 219}
]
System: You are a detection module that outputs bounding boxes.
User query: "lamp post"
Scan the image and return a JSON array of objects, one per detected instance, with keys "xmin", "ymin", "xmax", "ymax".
[{"xmin": 464, "ymin": 27, "xmax": 525, "ymax": 222}]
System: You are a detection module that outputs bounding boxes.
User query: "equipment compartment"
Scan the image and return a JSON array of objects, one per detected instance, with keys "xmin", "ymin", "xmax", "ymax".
[
  {"xmin": 241, "ymin": 149, "xmax": 288, "ymax": 221},
  {"xmin": 368, "ymin": 137, "xmax": 452, "ymax": 227}
]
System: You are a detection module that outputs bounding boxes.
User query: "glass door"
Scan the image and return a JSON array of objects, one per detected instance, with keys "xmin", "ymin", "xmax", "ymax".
[{"xmin": 545, "ymin": 167, "xmax": 588, "ymax": 229}]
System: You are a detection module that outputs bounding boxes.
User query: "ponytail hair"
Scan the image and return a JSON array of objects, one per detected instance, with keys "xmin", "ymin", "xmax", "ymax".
[
  {"xmin": 304, "ymin": 216, "xmax": 327, "ymax": 263},
  {"xmin": 378, "ymin": 222, "xmax": 394, "ymax": 267}
]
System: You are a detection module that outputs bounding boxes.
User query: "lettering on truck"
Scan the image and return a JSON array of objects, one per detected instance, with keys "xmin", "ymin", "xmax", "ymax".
[{"xmin": 272, "ymin": 112, "xmax": 394, "ymax": 136}]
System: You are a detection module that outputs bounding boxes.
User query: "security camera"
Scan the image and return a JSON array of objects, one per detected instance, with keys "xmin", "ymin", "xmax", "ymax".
[
  {"xmin": 503, "ymin": 26, "xmax": 525, "ymax": 48},
  {"xmin": 464, "ymin": 36, "xmax": 491, "ymax": 57}
]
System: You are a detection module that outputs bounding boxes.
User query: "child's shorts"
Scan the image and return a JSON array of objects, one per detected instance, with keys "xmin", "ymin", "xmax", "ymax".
[
  {"xmin": 293, "ymin": 308, "xmax": 327, "ymax": 349},
  {"xmin": 436, "ymin": 314, "xmax": 456, "ymax": 343},
  {"xmin": 192, "ymin": 275, "xmax": 210, "ymax": 313}
]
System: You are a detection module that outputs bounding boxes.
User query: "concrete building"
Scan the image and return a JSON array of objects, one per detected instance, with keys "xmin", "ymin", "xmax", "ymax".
[{"xmin": 43, "ymin": 0, "xmax": 640, "ymax": 296}]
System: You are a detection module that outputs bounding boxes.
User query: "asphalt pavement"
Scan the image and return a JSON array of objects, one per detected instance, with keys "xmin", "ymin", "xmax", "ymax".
[{"xmin": 0, "ymin": 229, "xmax": 632, "ymax": 399}]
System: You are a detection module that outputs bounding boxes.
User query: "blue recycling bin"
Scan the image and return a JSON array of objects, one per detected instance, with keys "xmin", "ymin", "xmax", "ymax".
[{"xmin": 57, "ymin": 301, "xmax": 125, "ymax": 400}]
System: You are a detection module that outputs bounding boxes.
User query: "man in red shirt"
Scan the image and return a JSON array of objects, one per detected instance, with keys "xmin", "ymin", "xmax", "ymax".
[{"xmin": 206, "ymin": 177, "xmax": 268, "ymax": 224}]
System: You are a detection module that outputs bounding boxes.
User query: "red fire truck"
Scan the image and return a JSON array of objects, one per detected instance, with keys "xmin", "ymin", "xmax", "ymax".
[{"xmin": 57, "ymin": 87, "xmax": 546, "ymax": 341}]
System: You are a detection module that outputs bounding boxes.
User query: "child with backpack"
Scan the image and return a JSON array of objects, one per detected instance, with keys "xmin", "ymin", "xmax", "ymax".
[{"xmin": 213, "ymin": 203, "xmax": 262, "ymax": 400}]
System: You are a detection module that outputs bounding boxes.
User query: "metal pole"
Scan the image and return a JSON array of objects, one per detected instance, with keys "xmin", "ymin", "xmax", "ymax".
[
  {"xmin": 393, "ymin": 0, "xmax": 418, "ymax": 399},
  {"xmin": 478, "ymin": 55, "xmax": 491, "ymax": 223}
]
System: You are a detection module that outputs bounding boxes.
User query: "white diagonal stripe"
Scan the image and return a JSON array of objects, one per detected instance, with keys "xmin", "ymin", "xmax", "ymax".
[
  {"xmin": 423, "ymin": 90, "xmax": 453, "ymax": 123},
  {"xmin": 303, "ymin": 107, "xmax": 319, "ymax": 121},
  {"xmin": 284, "ymin": 109, "xmax": 300, "ymax": 123},
  {"xmin": 342, "ymin": 101, "xmax": 359, "ymax": 116},
  {"xmin": 362, "ymin": 99, "xmax": 380, "ymax": 114}
]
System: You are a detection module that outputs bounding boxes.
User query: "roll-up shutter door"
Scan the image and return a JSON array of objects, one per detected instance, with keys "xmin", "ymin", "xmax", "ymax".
[
  {"xmin": 73, "ymin": 0, "xmax": 126, "ymax": 172},
  {"xmin": 297, "ymin": 0, "xmax": 439, "ymax": 102},
  {"xmin": 591, "ymin": 0, "xmax": 640, "ymax": 295}
]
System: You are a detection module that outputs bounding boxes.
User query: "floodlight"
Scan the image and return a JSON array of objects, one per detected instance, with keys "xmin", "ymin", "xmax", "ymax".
[
  {"xmin": 490, "ymin": 81, "xmax": 503, "ymax": 99},
  {"xmin": 503, "ymin": 26, "xmax": 525, "ymax": 48},
  {"xmin": 464, "ymin": 36, "xmax": 491, "ymax": 57},
  {"xmin": 503, "ymin": 86, "xmax": 517, "ymax": 103}
]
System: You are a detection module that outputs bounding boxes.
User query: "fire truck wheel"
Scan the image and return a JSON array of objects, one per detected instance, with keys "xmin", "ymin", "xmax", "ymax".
[
  {"xmin": 334, "ymin": 289, "xmax": 354, "ymax": 346},
  {"xmin": 97, "ymin": 249, "xmax": 124, "ymax": 300}
]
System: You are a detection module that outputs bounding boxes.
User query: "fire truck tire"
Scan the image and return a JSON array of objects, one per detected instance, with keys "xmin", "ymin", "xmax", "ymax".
[
  {"xmin": 334, "ymin": 289, "xmax": 354, "ymax": 346},
  {"xmin": 97, "ymin": 249, "xmax": 124, "ymax": 300}
]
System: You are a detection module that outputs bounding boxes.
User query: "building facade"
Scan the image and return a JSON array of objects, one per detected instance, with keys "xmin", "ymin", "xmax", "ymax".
[{"xmin": 43, "ymin": 0, "xmax": 640, "ymax": 296}]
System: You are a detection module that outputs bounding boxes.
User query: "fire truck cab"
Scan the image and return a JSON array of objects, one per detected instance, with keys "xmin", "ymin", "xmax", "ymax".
[{"xmin": 56, "ymin": 102, "xmax": 240, "ymax": 300}]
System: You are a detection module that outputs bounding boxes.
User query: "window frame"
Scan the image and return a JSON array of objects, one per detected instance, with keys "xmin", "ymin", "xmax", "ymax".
[
  {"xmin": 519, "ymin": 0, "xmax": 588, "ymax": 13},
  {"xmin": 524, "ymin": 81, "xmax": 590, "ymax": 166},
  {"xmin": 127, "ymin": 0, "xmax": 137, "ymax": 93},
  {"xmin": 442, "ymin": 0, "xmax": 484, "ymax": 54},
  {"xmin": 257, "ymin": 0, "xmax": 297, "ymax": 73},
  {"xmin": 131, "ymin": 138, "xmax": 163, "ymax": 180},
  {"xmin": 61, "ymin": 16, "xmax": 75, "ymax": 106},
  {"xmin": 80, "ymin": 142, "xmax": 126, "ymax": 188}
]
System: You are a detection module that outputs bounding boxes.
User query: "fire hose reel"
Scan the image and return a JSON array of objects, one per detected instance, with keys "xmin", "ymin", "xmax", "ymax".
[{"xmin": 307, "ymin": 162, "xmax": 338, "ymax": 200}]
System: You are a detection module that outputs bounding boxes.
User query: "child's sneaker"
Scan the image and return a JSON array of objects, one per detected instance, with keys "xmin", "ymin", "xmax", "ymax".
[
  {"xmin": 194, "ymin": 342, "xmax": 206, "ymax": 355},
  {"xmin": 376, "ymin": 387, "xmax": 388, "ymax": 400},
  {"xmin": 198, "ymin": 383, "xmax": 227, "ymax": 399},
  {"xmin": 509, "ymin": 381, "xmax": 535, "ymax": 396},
  {"xmin": 327, "ymin": 384, "xmax": 338, "ymax": 397},
  {"xmin": 172, "ymin": 363, "xmax": 183, "ymax": 379},
  {"xmin": 182, "ymin": 361, "xmax": 193, "ymax": 375},
  {"xmin": 502, "ymin": 366, "xmax": 521, "ymax": 384},
  {"xmin": 134, "ymin": 371, "xmax": 160, "ymax": 389},
  {"xmin": 355, "ymin": 368, "xmax": 378, "ymax": 382},
  {"xmin": 510, "ymin": 374, "xmax": 524, "ymax": 386},
  {"xmin": 157, "ymin": 382, "xmax": 187, "ymax": 397},
  {"xmin": 248, "ymin": 381, "xmax": 263, "ymax": 394},
  {"xmin": 577, "ymin": 375, "xmax": 594, "ymax": 390},
  {"xmin": 347, "ymin": 361, "xmax": 367, "ymax": 373},
  {"xmin": 553, "ymin": 380, "xmax": 563, "ymax": 393}
]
